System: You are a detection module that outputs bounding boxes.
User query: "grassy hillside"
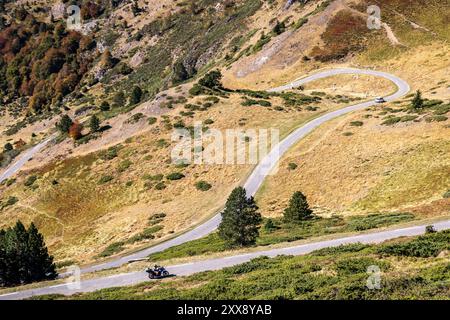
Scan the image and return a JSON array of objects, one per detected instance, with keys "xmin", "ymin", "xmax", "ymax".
[
  {"xmin": 0, "ymin": 0, "xmax": 448, "ymax": 270},
  {"xmin": 1, "ymin": 82, "xmax": 366, "ymax": 263}
]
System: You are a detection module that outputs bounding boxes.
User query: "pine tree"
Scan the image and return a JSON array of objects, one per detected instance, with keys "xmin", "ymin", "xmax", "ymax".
[
  {"xmin": 3, "ymin": 142, "xmax": 13, "ymax": 152},
  {"xmin": 0, "ymin": 229, "xmax": 7, "ymax": 286},
  {"xmin": 218, "ymin": 187, "xmax": 262, "ymax": 247},
  {"xmin": 56, "ymin": 115, "xmax": 73, "ymax": 133},
  {"xmin": 272, "ymin": 20, "xmax": 285, "ymax": 35},
  {"xmin": 199, "ymin": 70, "xmax": 223, "ymax": 90},
  {"xmin": 0, "ymin": 221, "xmax": 57, "ymax": 287},
  {"xmin": 113, "ymin": 91, "xmax": 125, "ymax": 108},
  {"xmin": 12, "ymin": 221, "xmax": 30, "ymax": 282},
  {"xmin": 172, "ymin": 61, "xmax": 189, "ymax": 83},
  {"xmin": 411, "ymin": 90, "xmax": 424, "ymax": 109},
  {"xmin": 89, "ymin": 115, "xmax": 100, "ymax": 133},
  {"xmin": 26, "ymin": 223, "xmax": 57, "ymax": 282},
  {"xmin": 283, "ymin": 191, "xmax": 313, "ymax": 222},
  {"xmin": 130, "ymin": 86, "xmax": 142, "ymax": 105}
]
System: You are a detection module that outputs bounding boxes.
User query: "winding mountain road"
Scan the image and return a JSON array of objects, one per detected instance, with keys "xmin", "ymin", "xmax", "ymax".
[
  {"xmin": 0, "ymin": 136, "xmax": 55, "ymax": 184},
  {"xmin": 3, "ymin": 67, "xmax": 440, "ymax": 300}
]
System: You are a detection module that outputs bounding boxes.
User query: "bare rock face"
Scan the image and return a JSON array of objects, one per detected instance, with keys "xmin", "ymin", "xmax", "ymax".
[
  {"xmin": 130, "ymin": 50, "xmax": 144, "ymax": 68},
  {"xmin": 195, "ymin": 42, "xmax": 220, "ymax": 71}
]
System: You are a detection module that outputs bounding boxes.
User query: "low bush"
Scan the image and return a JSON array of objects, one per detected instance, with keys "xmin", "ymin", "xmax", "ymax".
[
  {"xmin": 97, "ymin": 242, "xmax": 125, "ymax": 257},
  {"xmin": 24, "ymin": 175, "xmax": 38, "ymax": 187},
  {"xmin": 311, "ymin": 243, "xmax": 370, "ymax": 256},
  {"xmin": 378, "ymin": 230, "xmax": 450, "ymax": 257},
  {"xmin": 148, "ymin": 213, "xmax": 166, "ymax": 225},
  {"xmin": 126, "ymin": 225, "xmax": 164, "ymax": 244},
  {"xmin": 288, "ymin": 163, "xmax": 298, "ymax": 170},
  {"xmin": 118, "ymin": 160, "xmax": 132, "ymax": 172},
  {"xmin": 98, "ymin": 175, "xmax": 114, "ymax": 184},
  {"xmin": 126, "ymin": 113, "xmax": 145, "ymax": 124},
  {"xmin": 100, "ymin": 146, "xmax": 120, "ymax": 160},
  {"xmin": 166, "ymin": 172, "xmax": 185, "ymax": 180},
  {"xmin": 425, "ymin": 115, "xmax": 448, "ymax": 122},
  {"xmin": 347, "ymin": 213, "xmax": 415, "ymax": 231},
  {"xmin": 143, "ymin": 174, "xmax": 163, "ymax": 181},
  {"xmin": 349, "ymin": 121, "xmax": 363, "ymax": 127},
  {"xmin": 195, "ymin": 181, "xmax": 212, "ymax": 191},
  {"xmin": 381, "ymin": 116, "xmax": 401, "ymax": 125},
  {"xmin": 154, "ymin": 182, "xmax": 166, "ymax": 190},
  {"xmin": 335, "ymin": 257, "xmax": 389, "ymax": 276},
  {"xmin": 4, "ymin": 196, "xmax": 19, "ymax": 207}
]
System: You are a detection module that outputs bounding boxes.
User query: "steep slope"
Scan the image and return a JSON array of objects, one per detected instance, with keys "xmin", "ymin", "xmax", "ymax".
[{"xmin": 0, "ymin": 0, "xmax": 448, "ymax": 266}]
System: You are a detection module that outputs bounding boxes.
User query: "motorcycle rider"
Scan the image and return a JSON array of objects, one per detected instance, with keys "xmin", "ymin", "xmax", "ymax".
[{"xmin": 154, "ymin": 264, "xmax": 161, "ymax": 275}]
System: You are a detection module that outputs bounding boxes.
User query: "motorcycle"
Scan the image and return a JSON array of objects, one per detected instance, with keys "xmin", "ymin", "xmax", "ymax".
[{"xmin": 146, "ymin": 266, "xmax": 170, "ymax": 279}]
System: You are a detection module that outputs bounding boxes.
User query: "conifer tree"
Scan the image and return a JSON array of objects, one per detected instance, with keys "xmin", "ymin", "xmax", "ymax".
[
  {"xmin": 283, "ymin": 191, "xmax": 313, "ymax": 222},
  {"xmin": 0, "ymin": 221, "xmax": 57, "ymax": 287},
  {"xmin": 26, "ymin": 223, "xmax": 57, "ymax": 282},
  {"xmin": 89, "ymin": 115, "xmax": 100, "ymax": 133},
  {"xmin": 411, "ymin": 90, "xmax": 424, "ymax": 109},
  {"xmin": 56, "ymin": 114, "xmax": 73, "ymax": 133},
  {"xmin": 130, "ymin": 86, "xmax": 143, "ymax": 105},
  {"xmin": 218, "ymin": 187, "xmax": 262, "ymax": 247}
]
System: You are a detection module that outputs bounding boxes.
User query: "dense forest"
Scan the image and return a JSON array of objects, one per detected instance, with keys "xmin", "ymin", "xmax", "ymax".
[{"xmin": 0, "ymin": 7, "xmax": 97, "ymax": 113}]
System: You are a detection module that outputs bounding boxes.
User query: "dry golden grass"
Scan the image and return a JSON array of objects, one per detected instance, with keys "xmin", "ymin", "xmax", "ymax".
[
  {"xmin": 256, "ymin": 103, "xmax": 450, "ymax": 218},
  {"xmin": 1, "ymin": 0, "xmax": 448, "ymax": 267},
  {"xmin": 255, "ymin": 42, "xmax": 450, "ymax": 216},
  {"xmin": 1, "ymin": 89, "xmax": 353, "ymax": 263}
]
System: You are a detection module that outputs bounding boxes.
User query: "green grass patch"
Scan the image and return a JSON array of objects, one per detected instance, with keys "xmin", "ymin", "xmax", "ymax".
[
  {"xmin": 148, "ymin": 213, "xmax": 416, "ymax": 261},
  {"xmin": 50, "ymin": 230, "xmax": 450, "ymax": 300},
  {"xmin": 378, "ymin": 230, "xmax": 450, "ymax": 258}
]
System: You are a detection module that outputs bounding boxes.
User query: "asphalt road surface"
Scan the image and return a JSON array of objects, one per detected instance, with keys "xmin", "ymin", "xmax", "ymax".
[
  {"xmin": 2, "ymin": 68, "xmax": 432, "ymax": 300},
  {"xmin": 0, "ymin": 136, "xmax": 54, "ymax": 184}
]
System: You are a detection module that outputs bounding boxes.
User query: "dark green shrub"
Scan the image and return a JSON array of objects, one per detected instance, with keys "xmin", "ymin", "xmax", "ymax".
[
  {"xmin": 264, "ymin": 219, "xmax": 277, "ymax": 232},
  {"xmin": 195, "ymin": 181, "xmax": 212, "ymax": 191},
  {"xmin": 98, "ymin": 175, "xmax": 114, "ymax": 184},
  {"xmin": 148, "ymin": 117, "xmax": 157, "ymax": 125},
  {"xmin": 166, "ymin": 172, "xmax": 185, "ymax": 180},
  {"xmin": 311, "ymin": 243, "xmax": 370, "ymax": 256},
  {"xmin": 381, "ymin": 116, "xmax": 401, "ymax": 125},
  {"xmin": 24, "ymin": 175, "xmax": 37, "ymax": 187},
  {"xmin": 288, "ymin": 162, "xmax": 298, "ymax": 170},
  {"xmin": 126, "ymin": 113, "xmax": 145, "ymax": 124},
  {"xmin": 425, "ymin": 225, "xmax": 437, "ymax": 234},
  {"xmin": 5, "ymin": 196, "xmax": 18, "ymax": 207},
  {"xmin": 198, "ymin": 70, "xmax": 223, "ymax": 89},
  {"xmin": 335, "ymin": 257, "xmax": 388, "ymax": 276},
  {"xmin": 117, "ymin": 159, "xmax": 132, "ymax": 172},
  {"xmin": 378, "ymin": 230, "xmax": 450, "ymax": 257},
  {"xmin": 154, "ymin": 182, "xmax": 166, "ymax": 190}
]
